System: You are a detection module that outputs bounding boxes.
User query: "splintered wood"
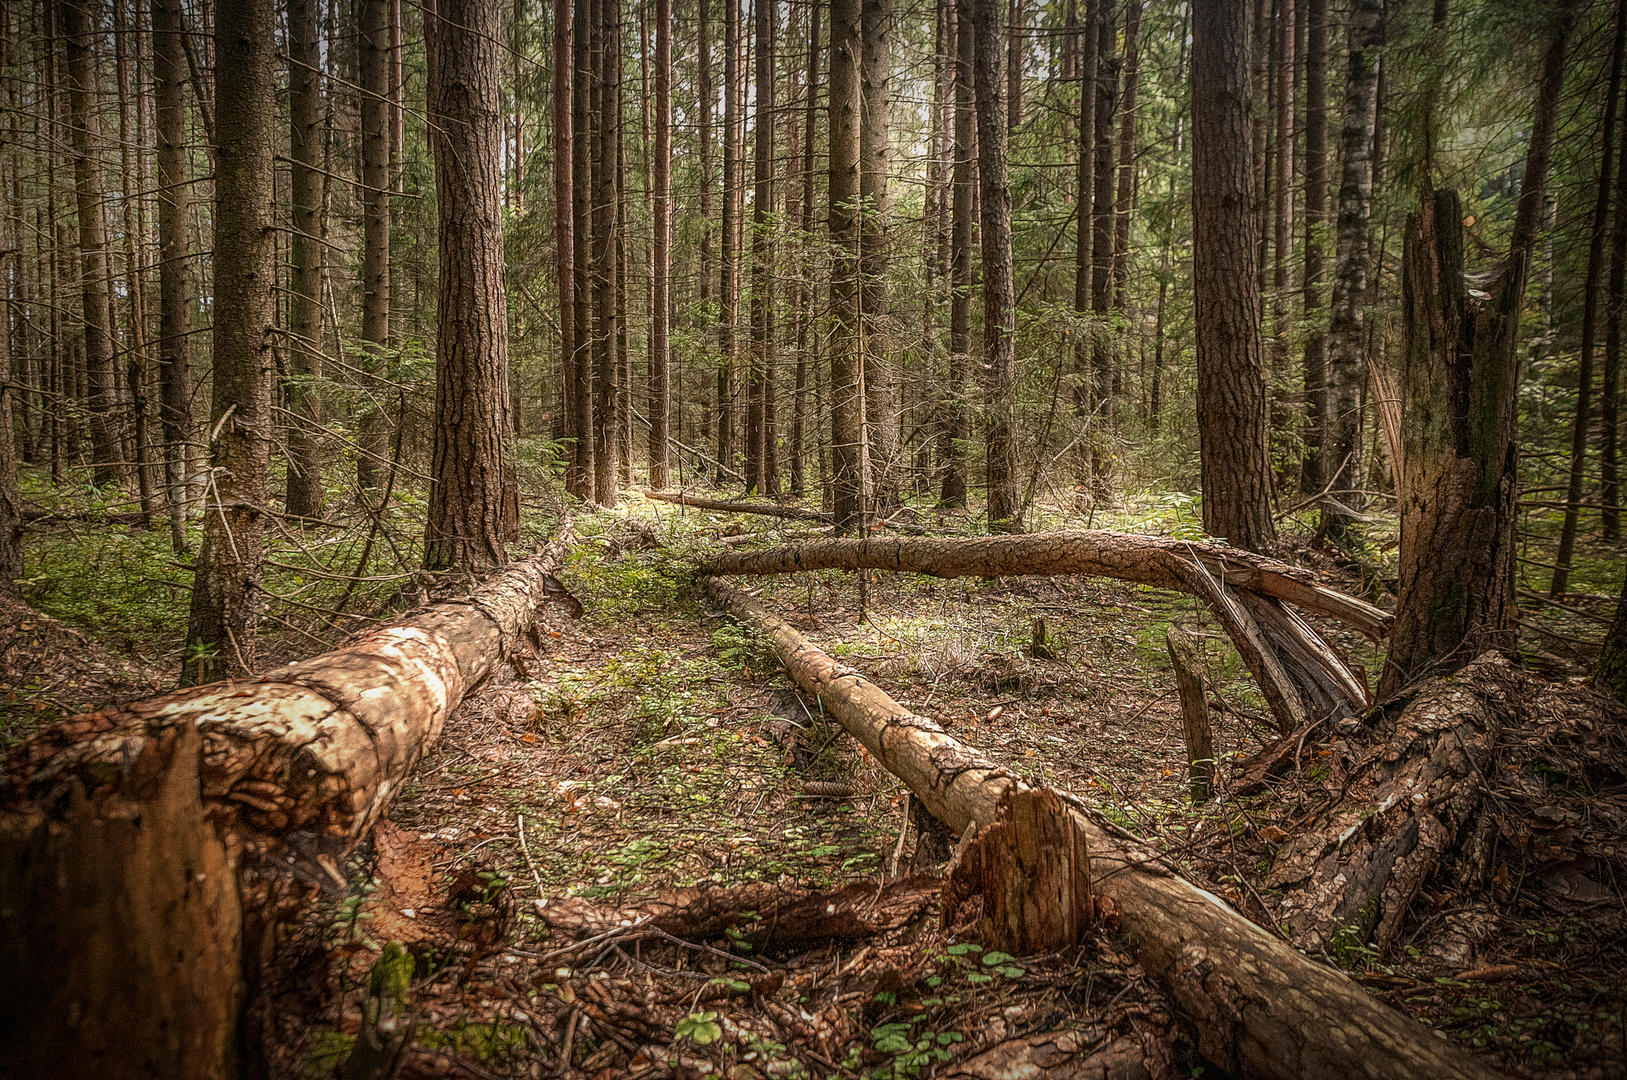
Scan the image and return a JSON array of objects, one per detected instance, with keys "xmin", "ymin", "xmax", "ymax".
[
  {"xmin": 943, "ymin": 788, "xmax": 1094, "ymax": 954},
  {"xmin": 1164, "ymin": 625, "xmax": 1216, "ymax": 802}
]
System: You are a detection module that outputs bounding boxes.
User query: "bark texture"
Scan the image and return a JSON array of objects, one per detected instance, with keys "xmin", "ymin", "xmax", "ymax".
[
  {"xmin": 704, "ymin": 580, "xmax": 1500, "ymax": 1080},
  {"xmin": 1190, "ymin": 0, "xmax": 1275, "ymax": 551},
  {"xmin": 285, "ymin": 0, "xmax": 326, "ymax": 519},
  {"xmin": 0, "ymin": 538, "xmax": 574, "ymax": 1079},
  {"xmin": 830, "ymin": 0, "xmax": 867, "ymax": 531},
  {"xmin": 424, "ymin": 0, "xmax": 520, "ymax": 570}
]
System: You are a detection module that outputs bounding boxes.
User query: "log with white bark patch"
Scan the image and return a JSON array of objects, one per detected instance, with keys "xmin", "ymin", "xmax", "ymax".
[
  {"xmin": 700, "ymin": 531, "xmax": 1385, "ymax": 732},
  {"xmin": 704, "ymin": 578, "xmax": 1501, "ymax": 1080},
  {"xmin": 0, "ymin": 532, "xmax": 575, "ymax": 1080}
]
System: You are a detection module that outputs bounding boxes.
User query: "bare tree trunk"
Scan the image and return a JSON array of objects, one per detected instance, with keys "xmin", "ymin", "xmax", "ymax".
[
  {"xmin": 1300, "ymin": 0, "xmax": 1328, "ymax": 493},
  {"xmin": 718, "ymin": 0, "xmax": 741, "ymax": 483},
  {"xmin": 940, "ymin": 0, "xmax": 971, "ymax": 509},
  {"xmin": 1071, "ymin": 0, "xmax": 1098, "ymax": 483},
  {"xmin": 1111, "ymin": 0, "xmax": 1141, "ymax": 314},
  {"xmin": 696, "ymin": 0, "xmax": 714, "ymax": 460},
  {"xmin": 1087, "ymin": 0, "xmax": 1117, "ymax": 486},
  {"xmin": 970, "ymin": 0, "xmax": 1021, "ymax": 532},
  {"xmin": 647, "ymin": 0, "xmax": 672, "ymax": 488},
  {"xmin": 152, "ymin": 0, "xmax": 191, "ymax": 552},
  {"xmin": 0, "ymin": 249, "xmax": 21, "ymax": 596},
  {"xmin": 356, "ymin": 0, "xmax": 393, "ymax": 492},
  {"xmin": 182, "ymin": 0, "xmax": 277, "ymax": 683},
  {"xmin": 1383, "ymin": 3, "xmax": 1576, "ymax": 696},
  {"xmin": 1270, "ymin": 0, "xmax": 1295, "ymax": 458},
  {"xmin": 1551, "ymin": 0, "xmax": 1625, "ymax": 598},
  {"xmin": 614, "ymin": 50, "xmax": 634, "ymax": 489},
  {"xmin": 830, "ymin": 0, "xmax": 868, "ymax": 531},
  {"xmin": 65, "ymin": 0, "xmax": 126, "ymax": 487},
  {"xmin": 791, "ymin": 0, "xmax": 821, "ymax": 499},
  {"xmin": 1005, "ymin": 0, "xmax": 1021, "ymax": 135},
  {"xmin": 114, "ymin": 0, "xmax": 158, "ymax": 518},
  {"xmin": 1599, "ymin": 569, "xmax": 1627, "ymax": 704},
  {"xmin": 571, "ymin": 0, "xmax": 596, "ymax": 500},
  {"xmin": 1192, "ymin": 0, "xmax": 1276, "ymax": 551},
  {"xmin": 861, "ymin": 0, "xmax": 899, "ymax": 511},
  {"xmin": 1320, "ymin": 0, "xmax": 1380, "ymax": 541},
  {"xmin": 424, "ymin": 0, "xmax": 520, "ymax": 570},
  {"xmin": 285, "ymin": 0, "xmax": 327, "ymax": 518},
  {"xmin": 555, "ymin": 0, "xmax": 578, "ymax": 488},
  {"xmin": 1606, "ymin": 49, "xmax": 1627, "ymax": 542},
  {"xmin": 747, "ymin": 0, "xmax": 776, "ymax": 493}
]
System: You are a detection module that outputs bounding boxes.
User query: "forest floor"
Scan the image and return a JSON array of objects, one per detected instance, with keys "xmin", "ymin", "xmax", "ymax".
[{"xmin": 5, "ymin": 487, "xmax": 1625, "ymax": 1079}]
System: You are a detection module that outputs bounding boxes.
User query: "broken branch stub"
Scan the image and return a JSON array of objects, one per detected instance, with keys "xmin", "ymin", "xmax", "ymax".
[
  {"xmin": 704, "ymin": 577, "xmax": 1500, "ymax": 1080},
  {"xmin": 1165, "ymin": 625, "xmax": 1216, "ymax": 802},
  {"xmin": 0, "ymin": 530, "xmax": 576, "ymax": 1080}
]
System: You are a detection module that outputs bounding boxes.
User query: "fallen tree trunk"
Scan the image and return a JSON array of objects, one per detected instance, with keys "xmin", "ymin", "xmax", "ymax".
[
  {"xmin": 700, "ymin": 531, "xmax": 1385, "ymax": 731},
  {"xmin": 704, "ymin": 578, "xmax": 1501, "ymax": 1080},
  {"xmin": 0, "ymin": 531, "xmax": 576, "ymax": 1080},
  {"xmin": 646, "ymin": 489, "xmax": 831, "ymax": 522}
]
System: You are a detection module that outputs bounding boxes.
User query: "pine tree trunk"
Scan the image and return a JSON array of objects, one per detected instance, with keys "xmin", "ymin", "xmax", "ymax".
[
  {"xmin": 113, "ymin": 0, "xmax": 158, "ymax": 519},
  {"xmin": 590, "ymin": 0, "xmax": 619, "ymax": 504},
  {"xmin": 1006, "ymin": 0, "xmax": 1022, "ymax": 134},
  {"xmin": 1191, "ymin": 0, "xmax": 1275, "ymax": 551},
  {"xmin": 1598, "ymin": 570, "xmax": 1627, "ymax": 704},
  {"xmin": 1270, "ymin": 0, "xmax": 1295, "ymax": 459},
  {"xmin": 1071, "ymin": 0, "xmax": 1098, "ymax": 484},
  {"xmin": 285, "ymin": 0, "xmax": 327, "ymax": 519},
  {"xmin": 861, "ymin": 0, "xmax": 899, "ymax": 511},
  {"xmin": 941, "ymin": 0, "xmax": 971, "ymax": 509},
  {"xmin": 746, "ymin": 0, "xmax": 775, "ymax": 493},
  {"xmin": 696, "ymin": 0, "xmax": 714, "ymax": 459},
  {"xmin": 424, "ymin": 0, "xmax": 520, "ymax": 570},
  {"xmin": 718, "ymin": 0, "xmax": 741, "ymax": 483},
  {"xmin": 555, "ymin": 0, "xmax": 578, "ymax": 488},
  {"xmin": 357, "ymin": 0, "xmax": 393, "ymax": 491},
  {"xmin": 1111, "ymin": 0, "xmax": 1141, "ymax": 315},
  {"xmin": 0, "ymin": 248, "xmax": 21, "ymax": 597},
  {"xmin": 830, "ymin": 0, "xmax": 867, "ymax": 532},
  {"xmin": 1320, "ymin": 0, "xmax": 1380, "ymax": 541},
  {"xmin": 649, "ymin": 0, "xmax": 672, "ymax": 488},
  {"xmin": 182, "ymin": 0, "xmax": 276, "ymax": 683},
  {"xmin": 970, "ymin": 0, "xmax": 1020, "ymax": 532},
  {"xmin": 65, "ymin": 0, "xmax": 126, "ymax": 487},
  {"xmin": 1087, "ymin": 0, "xmax": 1117, "ymax": 486},
  {"xmin": 1300, "ymin": 0, "xmax": 1328, "ymax": 493},
  {"xmin": 791, "ymin": 1, "xmax": 821, "ymax": 499},
  {"xmin": 1383, "ymin": 4, "xmax": 1576, "ymax": 696},
  {"xmin": 1551, "ymin": 0, "xmax": 1624, "ymax": 598},
  {"xmin": 571, "ymin": 0, "xmax": 596, "ymax": 501},
  {"xmin": 1605, "ymin": 54, "xmax": 1627, "ymax": 542}
]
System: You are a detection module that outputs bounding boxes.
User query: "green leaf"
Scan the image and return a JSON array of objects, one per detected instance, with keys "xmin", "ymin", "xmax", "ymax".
[{"xmin": 980, "ymin": 951, "xmax": 1015, "ymax": 966}]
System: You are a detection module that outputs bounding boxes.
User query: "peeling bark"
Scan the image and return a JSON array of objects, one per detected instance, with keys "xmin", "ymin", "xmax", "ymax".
[{"xmin": 704, "ymin": 579, "xmax": 1499, "ymax": 1080}]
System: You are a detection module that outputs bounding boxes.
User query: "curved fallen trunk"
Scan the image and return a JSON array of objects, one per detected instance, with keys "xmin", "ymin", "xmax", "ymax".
[
  {"xmin": 704, "ymin": 578, "xmax": 1500, "ymax": 1080},
  {"xmin": 0, "ymin": 532, "xmax": 575, "ymax": 1080},
  {"xmin": 700, "ymin": 531, "xmax": 1386, "ymax": 731},
  {"xmin": 645, "ymin": 488, "xmax": 831, "ymax": 522}
]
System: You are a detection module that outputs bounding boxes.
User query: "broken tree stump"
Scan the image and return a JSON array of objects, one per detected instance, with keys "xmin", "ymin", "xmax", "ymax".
[
  {"xmin": 703, "ymin": 577, "xmax": 1501, "ymax": 1080},
  {"xmin": 0, "ymin": 530, "xmax": 576, "ymax": 1080},
  {"xmin": 1165, "ymin": 626, "xmax": 1216, "ymax": 802},
  {"xmin": 698, "ymin": 530, "xmax": 1382, "ymax": 732},
  {"xmin": 943, "ymin": 787, "xmax": 1094, "ymax": 954}
]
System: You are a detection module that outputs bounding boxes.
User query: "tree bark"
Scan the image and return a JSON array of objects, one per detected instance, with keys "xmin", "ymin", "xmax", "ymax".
[
  {"xmin": 703, "ymin": 579, "xmax": 1501, "ymax": 1080},
  {"xmin": 424, "ymin": 0, "xmax": 520, "ymax": 571},
  {"xmin": 1598, "ymin": 569, "xmax": 1627, "ymax": 704},
  {"xmin": 1, "ymin": 537, "xmax": 574, "ymax": 1079},
  {"xmin": 830, "ymin": 0, "xmax": 867, "ymax": 532},
  {"xmin": 1300, "ymin": 0, "xmax": 1328, "ymax": 494},
  {"xmin": 645, "ymin": 489, "xmax": 829, "ymax": 521},
  {"xmin": 1270, "ymin": 0, "xmax": 1295, "ymax": 456},
  {"xmin": 748, "ymin": 0, "xmax": 777, "ymax": 494},
  {"xmin": 555, "ymin": 0, "xmax": 577, "ymax": 488},
  {"xmin": 1070, "ymin": 0, "xmax": 1098, "ymax": 484},
  {"xmin": 1192, "ymin": 0, "xmax": 1276, "ymax": 551},
  {"xmin": 718, "ymin": 0, "xmax": 741, "ymax": 483},
  {"xmin": 970, "ymin": 0, "xmax": 1021, "ymax": 532},
  {"xmin": 1087, "ymin": 0, "xmax": 1117, "ymax": 485},
  {"xmin": 182, "ymin": 0, "xmax": 276, "ymax": 684},
  {"xmin": 65, "ymin": 0, "xmax": 127, "ymax": 487},
  {"xmin": 357, "ymin": 0, "xmax": 393, "ymax": 491},
  {"xmin": 941, "ymin": 0, "xmax": 972, "ymax": 509},
  {"xmin": 113, "ymin": 0, "xmax": 158, "ymax": 519},
  {"xmin": 1320, "ymin": 0, "xmax": 1380, "ymax": 541},
  {"xmin": 285, "ymin": 0, "xmax": 327, "ymax": 519},
  {"xmin": 0, "ymin": 248, "xmax": 21, "ymax": 597},
  {"xmin": 648, "ymin": 0, "xmax": 671, "ymax": 488},
  {"xmin": 1111, "ymin": 0, "xmax": 1141, "ymax": 316},
  {"xmin": 1383, "ymin": 4, "xmax": 1576, "ymax": 696},
  {"xmin": 1550, "ymin": 0, "xmax": 1625, "ymax": 598},
  {"xmin": 571, "ymin": 0, "xmax": 596, "ymax": 500},
  {"xmin": 861, "ymin": 0, "xmax": 899, "ymax": 512}
]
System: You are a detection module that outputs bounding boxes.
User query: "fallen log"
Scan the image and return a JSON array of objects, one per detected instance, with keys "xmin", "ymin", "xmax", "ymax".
[
  {"xmin": 700, "ymin": 531, "xmax": 1385, "ymax": 731},
  {"xmin": 704, "ymin": 578, "xmax": 1500, "ymax": 1080},
  {"xmin": 645, "ymin": 488, "xmax": 831, "ymax": 522},
  {"xmin": 0, "ymin": 530, "xmax": 576, "ymax": 1080}
]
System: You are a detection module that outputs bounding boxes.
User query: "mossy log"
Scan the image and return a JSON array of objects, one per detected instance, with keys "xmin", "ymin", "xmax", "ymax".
[
  {"xmin": 699, "ymin": 531, "xmax": 1386, "ymax": 732},
  {"xmin": 704, "ymin": 578, "xmax": 1501, "ymax": 1080},
  {"xmin": 0, "ymin": 532, "xmax": 574, "ymax": 1080}
]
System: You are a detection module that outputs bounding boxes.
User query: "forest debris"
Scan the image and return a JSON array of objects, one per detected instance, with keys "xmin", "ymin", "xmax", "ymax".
[
  {"xmin": 645, "ymin": 489, "xmax": 830, "ymax": 522},
  {"xmin": 705, "ymin": 576, "xmax": 1502, "ymax": 1080},
  {"xmin": 538, "ymin": 877, "xmax": 939, "ymax": 953},
  {"xmin": 943, "ymin": 1027, "xmax": 1177, "ymax": 1080}
]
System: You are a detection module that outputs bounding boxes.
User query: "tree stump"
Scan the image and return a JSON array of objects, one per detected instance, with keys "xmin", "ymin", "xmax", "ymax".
[
  {"xmin": 1165, "ymin": 625, "xmax": 1216, "ymax": 802},
  {"xmin": 943, "ymin": 787, "xmax": 1093, "ymax": 954}
]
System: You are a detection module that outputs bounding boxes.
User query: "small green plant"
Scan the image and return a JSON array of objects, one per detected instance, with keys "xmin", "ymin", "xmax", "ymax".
[{"xmin": 675, "ymin": 1011, "xmax": 723, "ymax": 1046}]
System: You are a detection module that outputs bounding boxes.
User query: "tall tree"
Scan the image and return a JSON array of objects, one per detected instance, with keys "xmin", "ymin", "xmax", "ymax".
[
  {"xmin": 1599, "ymin": 569, "xmax": 1627, "ymax": 704},
  {"xmin": 65, "ymin": 0, "xmax": 126, "ymax": 486},
  {"xmin": 285, "ymin": 0, "xmax": 326, "ymax": 518},
  {"xmin": 1551, "ymin": 0, "xmax": 1626, "ymax": 598},
  {"xmin": 590, "ymin": 0, "xmax": 620, "ymax": 503},
  {"xmin": 791, "ymin": 0, "xmax": 821, "ymax": 498},
  {"xmin": 1383, "ymin": 4, "xmax": 1577, "ymax": 695},
  {"xmin": 0, "ymin": 258, "xmax": 20, "ymax": 596},
  {"xmin": 648, "ymin": 0, "xmax": 672, "ymax": 487},
  {"xmin": 830, "ymin": 0, "xmax": 867, "ymax": 531},
  {"xmin": 555, "ymin": 0, "xmax": 578, "ymax": 489},
  {"xmin": 970, "ymin": 0, "xmax": 1020, "ymax": 532},
  {"xmin": 113, "ymin": 0, "xmax": 157, "ymax": 518},
  {"xmin": 1111, "ymin": 0, "xmax": 1142, "ymax": 313},
  {"xmin": 1071, "ymin": 0, "xmax": 1099, "ymax": 484},
  {"xmin": 747, "ymin": 0, "xmax": 777, "ymax": 494},
  {"xmin": 1191, "ymin": 0, "xmax": 1276, "ymax": 550},
  {"xmin": 718, "ymin": 0, "xmax": 741, "ymax": 480},
  {"xmin": 861, "ymin": 0, "xmax": 899, "ymax": 509},
  {"xmin": 571, "ymin": 0, "xmax": 595, "ymax": 500},
  {"xmin": 1087, "ymin": 0, "xmax": 1117, "ymax": 485},
  {"xmin": 1299, "ymin": 0, "xmax": 1328, "ymax": 494},
  {"xmin": 357, "ymin": 0, "xmax": 393, "ymax": 490},
  {"xmin": 1320, "ymin": 0, "xmax": 1381, "ymax": 541},
  {"xmin": 1606, "ymin": 45, "xmax": 1627, "ymax": 541},
  {"xmin": 1270, "ymin": 0, "xmax": 1295, "ymax": 429},
  {"xmin": 183, "ymin": 0, "xmax": 277, "ymax": 682},
  {"xmin": 424, "ymin": 0, "xmax": 521, "ymax": 570},
  {"xmin": 941, "ymin": 0, "xmax": 972, "ymax": 508}
]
